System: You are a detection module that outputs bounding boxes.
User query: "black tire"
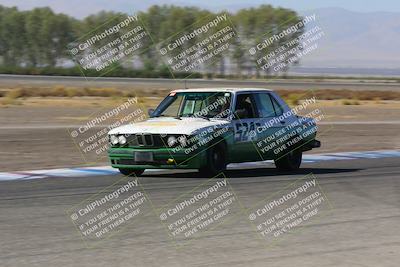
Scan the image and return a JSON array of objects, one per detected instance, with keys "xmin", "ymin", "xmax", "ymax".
[
  {"xmin": 199, "ymin": 143, "xmax": 227, "ymax": 177},
  {"xmin": 274, "ymin": 149, "xmax": 302, "ymax": 171},
  {"xmin": 118, "ymin": 168, "xmax": 145, "ymax": 176}
]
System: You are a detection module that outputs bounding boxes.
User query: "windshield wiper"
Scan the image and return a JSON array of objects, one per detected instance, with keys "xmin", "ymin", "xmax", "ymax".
[
  {"xmin": 153, "ymin": 114, "xmax": 182, "ymax": 120},
  {"xmin": 190, "ymin": 114, "xmax": 210, "ymax": 121}
]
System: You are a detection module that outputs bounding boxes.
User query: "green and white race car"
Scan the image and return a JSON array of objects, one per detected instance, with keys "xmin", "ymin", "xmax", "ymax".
[{"xmin": 108, "ymin": 88, "xmax": 321, "ymax": 176}]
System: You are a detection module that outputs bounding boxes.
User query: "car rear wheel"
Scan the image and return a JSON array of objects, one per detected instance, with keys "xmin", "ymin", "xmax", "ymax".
[
  {"xmin": 274, "ymin": 149, "xmax": 302, "ymax": 171},
  {"xmin": 199, "ymin": 143, "xmax": 227, "ymax": 177},
  {"xmin": 118, "ymin": 168, "xmax": 145, "ymax": 176}
]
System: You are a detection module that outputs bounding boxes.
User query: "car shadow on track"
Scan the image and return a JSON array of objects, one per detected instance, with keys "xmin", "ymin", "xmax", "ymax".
[{"xmin": 142, "ymin": 167, "xmax": 362, "ymax": 179}]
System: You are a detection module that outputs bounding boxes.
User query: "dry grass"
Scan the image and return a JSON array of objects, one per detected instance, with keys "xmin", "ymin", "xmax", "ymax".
[
  {"xmin": 342, "ymin": 100, "xmax": 361, "ymax": 105},
  {"xmin": 0, "ymin": 96, "xmax": 20, "ymax": 105},
  {"xmin": 0, "ymin": 90, "xmax": 22, "ymax": 105},
  {"xmin": 277, "ymin": 89, "xmax": 400, "ymax": 101},
  {"xmin": 2, "ymin": 86, "xmax": 124, "ymax": 98},
  {"xmin": 2, "ymin": 86, "xmax": 400, "ymax": 107}
]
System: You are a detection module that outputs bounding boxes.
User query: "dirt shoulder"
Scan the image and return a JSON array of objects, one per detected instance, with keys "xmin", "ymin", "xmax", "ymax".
[
  {"xmin": 1, "ymin": 97, "xmax": 400, "ymax": 125},
  {"xmin": 0, "ymin": 98, "xmax": 399, "ymax": 172}
]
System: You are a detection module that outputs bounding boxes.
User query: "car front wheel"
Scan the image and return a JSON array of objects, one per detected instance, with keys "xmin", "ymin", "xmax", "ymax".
[
  {"xmin": 274, "ymin": 149, "xmax": 302, "ymax": 171},
  {"xmin": 199, "ymin": 143, "xmax": 227, "ymax": 177},
  {"xmin": 118, "ymin": 168, "xmax": 145, "ymax": 176}
]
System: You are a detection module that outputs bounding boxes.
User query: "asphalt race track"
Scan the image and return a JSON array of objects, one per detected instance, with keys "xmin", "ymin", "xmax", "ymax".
[{"xmin": 1, "ymin": 156, "xmax": 399, "ymax": 267}]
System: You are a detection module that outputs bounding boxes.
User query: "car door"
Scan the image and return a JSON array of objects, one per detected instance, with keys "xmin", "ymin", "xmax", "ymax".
[
  {"xmin": 252, "ymin": 92, "xmax": 287, "ymax": 160},
  {"xmin": 230, "ymin": 93, "xmax": 263, "ymax": 163}
]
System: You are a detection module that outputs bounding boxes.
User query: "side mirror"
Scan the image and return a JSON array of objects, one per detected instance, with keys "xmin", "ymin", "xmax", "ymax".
[
  {"xmin": 148, "ymin": 108, "xmax": 155, "ymax": 117},
  {"xmin": 234, "ymin": 109, "xmax": 248, "ymax": 119}
]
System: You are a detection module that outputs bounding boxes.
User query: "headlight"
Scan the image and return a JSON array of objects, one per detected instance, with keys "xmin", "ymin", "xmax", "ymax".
[
  {"xmin": 110, "ymin": 135, "xmax": 119, "ymax": 145},
  {"xmin": 118, "ymin": 135, "xmax": 127, "ymax": 145},
  {"xmin": 167, "ymin": 136, "xmax": 177, "ymax": 147}
]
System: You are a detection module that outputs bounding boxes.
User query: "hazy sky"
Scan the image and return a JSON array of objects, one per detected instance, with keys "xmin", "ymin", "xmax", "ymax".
[{"xmin": 0, "ymin": 0, "xmax": 399, "ymax": 18}]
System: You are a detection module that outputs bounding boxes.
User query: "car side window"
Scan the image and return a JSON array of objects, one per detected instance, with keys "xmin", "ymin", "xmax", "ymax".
[
  {"xmin": 254, "ymin": 93, "xmax": 276, "ymax": 118},
  {"xmin": 270, "ymin": 96, "xmax": 284, "ymax": 116},
  {"xmin": 234, "ymin": 94, "xmax": 257, "ymax": 119}
]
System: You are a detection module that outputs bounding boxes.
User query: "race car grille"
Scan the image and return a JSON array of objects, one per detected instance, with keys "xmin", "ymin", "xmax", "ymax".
[
  {"xmin": 138, "ymin": 134, "xmax": 154, "ymax": 146},
  {"xmin": 125, "ymin": 134, "xmax": 164, "ymax": 148}
]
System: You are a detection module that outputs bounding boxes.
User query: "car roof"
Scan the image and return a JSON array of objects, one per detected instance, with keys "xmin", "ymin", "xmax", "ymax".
[{"xmin": 173, "ymin": 88, "xmax": 273, "ymax": 93}]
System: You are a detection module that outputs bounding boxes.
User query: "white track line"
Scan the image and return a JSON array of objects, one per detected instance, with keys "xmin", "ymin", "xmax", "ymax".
[{"xmin": 0, "ymin": 150, "xmax": 399, "ymax": 181}]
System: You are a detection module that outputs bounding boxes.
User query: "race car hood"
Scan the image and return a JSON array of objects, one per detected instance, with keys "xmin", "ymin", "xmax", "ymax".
[{"xmin": 108, "ymin": 117, "xmax": 230, "ymax": 135}]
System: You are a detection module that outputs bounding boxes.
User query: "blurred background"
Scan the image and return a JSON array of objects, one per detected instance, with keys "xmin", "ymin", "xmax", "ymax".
[
  {"xmin": 1, "ymin": 1, "xmax": 400, "ymax": 77},
  {"xmin": 0, "ymin": 3, "xmax": 400, "ymax": 267},
  {"xmin": 0, "ymin": 0, "xmax": 399, "ymax": 171}
]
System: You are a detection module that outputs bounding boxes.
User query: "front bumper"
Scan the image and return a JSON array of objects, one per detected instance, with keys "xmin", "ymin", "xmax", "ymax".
[{"xmin": 108, "ymin": 147, "xmax": 206, "ymax": 169}]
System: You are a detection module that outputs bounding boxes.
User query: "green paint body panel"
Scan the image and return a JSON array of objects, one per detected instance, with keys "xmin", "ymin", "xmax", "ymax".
[
  {"xmin": 108, "ymin": 147, "xmax": 207, "ymax": 170},
  {"xmin": 107, "ymin": 89, "xmax": 320, "ymax": 171},
  {"xmin": 108, "ymin": 128, "xmax": 316, "ymax": 170}
]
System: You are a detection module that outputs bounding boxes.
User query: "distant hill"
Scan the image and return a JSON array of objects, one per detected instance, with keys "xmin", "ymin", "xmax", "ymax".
[{"xmin": 300, "ymin": 7, "xmax": 400, "ymax": 69}]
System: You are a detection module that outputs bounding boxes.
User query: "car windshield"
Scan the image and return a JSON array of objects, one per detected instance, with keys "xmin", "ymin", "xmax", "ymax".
[{"xmin": 151, "ymin": 92, "xmax": 232, "ymax": 119}]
